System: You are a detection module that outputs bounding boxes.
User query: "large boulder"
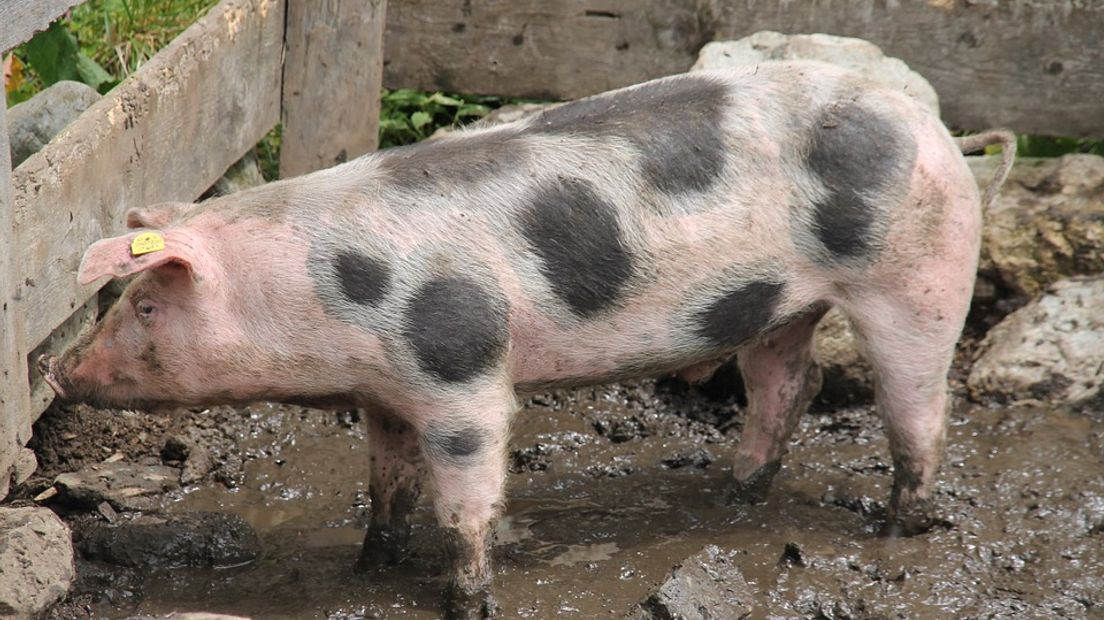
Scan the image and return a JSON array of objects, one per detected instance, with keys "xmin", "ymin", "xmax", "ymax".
[
  {"xmin": 970, "ymin": 154, "xmax": 1104, "ymax": 304},
  {"xmin": 691, "ymin": 31, "xmax": 939, "ymax": 117},
  {"xmin": 968, "ymin": 276, "xmax": 1104, "ymax": 406},
  {"xmin": 815, "ymin": 308, "xmax": 874, "ymax": 404},
  {"xmin": 0, "ymin": 506, "xmax": 75, "ymax": 617},
  {"xmin": 6, "ymin": 80, "xmax": 101, "ymax": 167}
]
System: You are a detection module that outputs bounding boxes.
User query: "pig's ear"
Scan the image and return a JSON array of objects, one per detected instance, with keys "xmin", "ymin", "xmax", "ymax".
[
  {"xmin": 77, "ymin": 231, "xmax": 206, "ymax": 286},
  {"xmin": 125, "ymin": 202, "xmax": 194, "ymax": 229}
]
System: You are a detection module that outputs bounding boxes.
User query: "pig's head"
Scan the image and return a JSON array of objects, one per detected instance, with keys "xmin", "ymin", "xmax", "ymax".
[{"xmin": 41, "ymin": 206, "xmax": 240, "ymax": 409}]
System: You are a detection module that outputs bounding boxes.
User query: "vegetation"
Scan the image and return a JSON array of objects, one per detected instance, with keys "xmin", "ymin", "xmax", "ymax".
[{"xmin": 5, "ymin": 0, "xmax": 218, "ymax": 105}]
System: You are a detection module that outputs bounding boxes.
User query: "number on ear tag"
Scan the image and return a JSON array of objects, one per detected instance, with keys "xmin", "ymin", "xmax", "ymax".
[{"xmin": 130, "ymin": 232, "xmax": 166, "ymax": 256}]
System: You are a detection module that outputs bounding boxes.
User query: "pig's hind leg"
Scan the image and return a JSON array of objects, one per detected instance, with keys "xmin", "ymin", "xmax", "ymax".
[
  {"xmin": 841, "ymin": 286, "xmax": 965, "ymax": 537},
  {"xmin": 358, "ymin": 410, "xmax": 426, "ymax": 568},
  {"xmin": 728, "ymin": 306, "xmax": 828, "ymax": 503}
]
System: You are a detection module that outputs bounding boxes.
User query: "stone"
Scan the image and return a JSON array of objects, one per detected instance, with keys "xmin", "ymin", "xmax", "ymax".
[
  {"xmin": 968, "ymin": 276, "xmax": 1104, "ymax": 406},
  {"xmin": 162, "ymin": 434, "xmax": 214, "ymax": 485},
  {"xmin": 126, "ymin": 608, "xmax": 252, "ymax": 613},
  {"xmin": 814, "ymin": 307, "xmax": 874, "ymax": 404},
  {"xmin": 691, "ymin": 31, "xmax": 940, "ymax": 117},
  {"xmin": 13, "ymin": 447, "xmax": 37, "ymax": 486},
  {"xmin": 969, "ymin": 154, "xmax": 1104, "ymax": 303},
  {"xmin": 53, "ymin": 462, "xmax": 180, "ymax": 511},
  {"xmin": 75, "ymin": 511, "xmax": 261, "ymax": 569},
  {"xmin": 628, "ymin": 545, "xmax": 754, "ymax": 619},
  {"xmin": 0, "ymin": 506, "xmax": 75, "ymax": 617},
  {"xmin": 7, "ymin": 80, "xmax": 101, "ymax": 167}
]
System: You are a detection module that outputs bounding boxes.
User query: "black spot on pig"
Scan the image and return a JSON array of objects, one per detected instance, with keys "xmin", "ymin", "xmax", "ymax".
[
  {"xmin": 377, "ymin": 130, "xmax": 524, "ymax": 190},
  {"xmin": 335, "ymin": 251, "xmax": 390, "ymax": 306},
  {"xmin": 697, "ymin": 280, "xmax": 785, "ymax": 348},
  {"xmin": 423, "ymin": 425, "xmax": 484, "ymax": 463},
  {"xmin": 403, "ymin": 276, "xmax": 508, "ymax": 382},
  {"xmin": 530, "ymin": 75, "xmax": 728, "ymax": 195},
  {"xmin": 804, "ymin": 100, "xmax": 916, "ymax": 260},
  {"xmin": 520, "ymin": 178, "xmax": 634, "ymax": 317}
]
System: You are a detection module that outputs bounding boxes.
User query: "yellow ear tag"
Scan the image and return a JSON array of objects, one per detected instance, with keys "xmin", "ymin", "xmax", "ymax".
[{"xmin": 130, "ymin": 232, "xmax": 166, "ymax": 256}]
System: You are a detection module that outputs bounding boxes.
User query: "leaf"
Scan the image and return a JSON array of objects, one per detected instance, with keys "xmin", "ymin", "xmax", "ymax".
[
  {"xmin": 23, "ymin": 19, "xmax": 115, "ymax": 91},
  {"xmin": 3, "ymin": 54, "xmax": 24, "ymax": 94},
  {"xmin": 410, "ymin": 111, "xmax": 433, "ymax": 130},
  {"xmin": 75, "ymin": 53, "xmax": 116, "ymax": 92},
  {"xmin": 429, "ymin": 92, "xmax": 463, "ymax": 107},
  {"xmin": 456, "ymin": 103, "xmax": 490, "ymax": 118}
]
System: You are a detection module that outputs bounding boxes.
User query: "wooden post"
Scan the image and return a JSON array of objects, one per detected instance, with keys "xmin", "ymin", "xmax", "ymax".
[
  {"xmin": 280, "ymin": 0, "xmax": 388, "ymax": 178},
  {"xmin": 0, "ymin": 102, "xmax": 33, "ymax": 498}
]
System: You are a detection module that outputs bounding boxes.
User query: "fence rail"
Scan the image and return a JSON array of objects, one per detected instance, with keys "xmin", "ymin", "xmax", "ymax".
[
  {"xmin": 382, "ymin": 0, "xmax": 1104, "ymax": 138},
  {"xmin": 0, "ymin": 0, "xmax": 386, "ymax": 497},
  {"xmin": 0, "ymin": 0, "xmax": 87, "ymax": 53}
]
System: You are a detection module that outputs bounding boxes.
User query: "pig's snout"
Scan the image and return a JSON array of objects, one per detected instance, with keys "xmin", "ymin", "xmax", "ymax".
[{"xmin": 38, "ymin": 355, "xmax": 68, "ymax": 400}]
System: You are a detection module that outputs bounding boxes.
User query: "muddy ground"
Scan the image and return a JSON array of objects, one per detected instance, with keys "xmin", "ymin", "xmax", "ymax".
[{"xmin": 13, "ymin": 335, "xmax": 1103, "ymax": 620}]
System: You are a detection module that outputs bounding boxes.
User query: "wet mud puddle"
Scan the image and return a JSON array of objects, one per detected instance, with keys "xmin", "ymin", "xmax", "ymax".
[{"xmin": 95, "ymin": 383, "xmax": 1104, "ymax": 618}]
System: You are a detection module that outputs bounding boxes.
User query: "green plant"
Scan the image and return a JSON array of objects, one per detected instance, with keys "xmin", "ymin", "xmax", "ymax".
[
  {"xmin": 378, "ymin": 89, "xmax": 498, "ymax": 148},
  {"xmin": 1014, "ymin": 134, "xmax": 1104, "ymax": 158},
  {"xmin": 6, "ymin": 0, "xmax": 217, "ymax": 107}
]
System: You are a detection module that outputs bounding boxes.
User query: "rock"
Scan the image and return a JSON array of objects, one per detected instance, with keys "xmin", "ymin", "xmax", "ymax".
[
  {"xmin": 13, "ymin": 447, "xmax": 38, "ymax": 486},
  {"xmin": 814, "ymin": 308, "xmax": 874, "ymax": 404},
  {"xmin": 691, "ymin": 31, "xmax": 939, "ymax": 117},
  {"xmin": 629, "ymin": 545, "xmax": 754, "ymax": 619},
  {"xmin": 205, "ymin": 150, "xmax": 266, "ymax": 197},
  {"xmin": 968, "ymin": 276, "xmax": 1104, "ymax": 406},
  {"xmin": 969, "ymin": 154, "xmax": 1104, "ymax": 303},
  {"xmin": 7, "ymin": 80, "xmax": 101, "ymax": 167},
  {"xmin": 126, "ymin": 608, "xmax": 252, "ymax": 613},
  {"xmin": 74, "ymin": 511, "xmax": 261, "ymax": 569},
  {"xmin": 53, "ymin": 462, "xmax": 180, "ymax": 511},
  {"xmin": 162, "ymin": 434, "xmax": 214, "ymax": 485},
  {"xmin": 0, "ymin": 506, "xmax": 75, "ymax": 617}
]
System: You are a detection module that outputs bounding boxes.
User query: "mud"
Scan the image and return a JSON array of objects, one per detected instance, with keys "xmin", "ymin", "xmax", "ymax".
[{"xmin": 18, "ymin": 366, "xmax": 1100, "ymax": 619}]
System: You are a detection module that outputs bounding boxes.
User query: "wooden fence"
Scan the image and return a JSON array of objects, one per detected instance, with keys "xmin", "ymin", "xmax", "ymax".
[
  {"xmin": 382, "ymin": 0, "xmax": 1104, "ymax": 138},
  {"xmin": 0, "ymin": 0, "xmax": 387, "ymax": 497},
  {"xmin": 4, "ymin": 0, "xmax": 1103, "ymax": 498}
]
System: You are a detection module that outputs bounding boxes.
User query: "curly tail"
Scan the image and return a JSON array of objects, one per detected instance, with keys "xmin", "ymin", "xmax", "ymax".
[{"xmin": 954, "ymin": 129, "xmax": 1017, "ymax": 210}]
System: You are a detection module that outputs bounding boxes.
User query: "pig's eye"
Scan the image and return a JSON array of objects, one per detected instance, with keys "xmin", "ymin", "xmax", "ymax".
[{"xmin": 135, "ymin": 300, "xmax": 157, "ymax": 323}]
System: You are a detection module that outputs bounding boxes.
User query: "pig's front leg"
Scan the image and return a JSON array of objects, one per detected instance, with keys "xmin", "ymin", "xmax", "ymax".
[
  {"xmin": 418, "ymin": 386, "xmax": 515, "ymax": 619},
  {"xmin": 358, "ymin": 410, "xmax": 426, "ymax": 568}
]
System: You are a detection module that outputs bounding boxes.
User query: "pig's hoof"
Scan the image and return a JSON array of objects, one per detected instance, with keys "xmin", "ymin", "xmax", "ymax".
[
  {"xmin": 445, "ymin": 581, "xmax": 499, "ymax": 619},
  {"xmin": 726, "ymin": 460, "xmax": 781, "ymax": 505},
  {"xmin": 881, "ymin": 500, "xmax": 946, "ymax": 538},
  {"xmin": 355, "ymin": 525, "xmax": 409, "ymax": 570}
]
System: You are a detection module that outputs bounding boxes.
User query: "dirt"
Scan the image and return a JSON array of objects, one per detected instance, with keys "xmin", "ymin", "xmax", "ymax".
[{"xmin": 11, "ymin": 359, "xmax": 1100, "ymax": 620}]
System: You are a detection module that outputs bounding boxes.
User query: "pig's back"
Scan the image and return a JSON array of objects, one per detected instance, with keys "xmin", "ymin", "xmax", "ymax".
[{"xmin": 291, "ymin": 60, "xmax": 960, "ymax": 391}]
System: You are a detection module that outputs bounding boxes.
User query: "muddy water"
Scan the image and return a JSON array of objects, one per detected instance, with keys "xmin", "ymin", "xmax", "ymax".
[{"xmin": 64, "ymin": 382, "xmax": 1104, "ymax": 618}]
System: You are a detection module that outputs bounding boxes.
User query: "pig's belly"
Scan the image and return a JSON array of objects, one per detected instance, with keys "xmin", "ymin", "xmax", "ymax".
[{"xmin": 507, "ymin": 301, "xmax": 741, "ymax": 393}]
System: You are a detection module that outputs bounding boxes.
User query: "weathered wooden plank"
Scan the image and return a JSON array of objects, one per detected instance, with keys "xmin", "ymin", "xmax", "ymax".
[
  {"xmin": 11, "ymin": 0, "xmax": 285, "ymax": 353},
  {"xmin": 0, "ymin": 0, "xmax": 86, "ymax": 53},
  {"xmin": 383, "ymin": 0, "xmax": 1104, "ymax": 138},
  {"xmin": 280, "ymin": 0, "xmax": 387, "ymax": 177},
  {"xmin": 0, "ymin": 102, "xmax": 32, "ymax": 498}
]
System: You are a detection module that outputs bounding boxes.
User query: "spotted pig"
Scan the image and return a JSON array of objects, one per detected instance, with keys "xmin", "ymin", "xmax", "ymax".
[{"xmin": 42, "ymin": 60, "xmax": 1015, "ymax": 618}]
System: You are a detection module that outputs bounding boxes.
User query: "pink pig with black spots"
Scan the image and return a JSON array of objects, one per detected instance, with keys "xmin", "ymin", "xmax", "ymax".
[{"xmin": 42, "ymin": 61, "xmax": 1014, "ymax": 618}]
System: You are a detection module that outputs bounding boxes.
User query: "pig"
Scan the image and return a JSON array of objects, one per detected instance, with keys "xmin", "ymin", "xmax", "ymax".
[{"xmin": 42, "ymin": 60, "xmax": 1015, "ymax": 618}]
